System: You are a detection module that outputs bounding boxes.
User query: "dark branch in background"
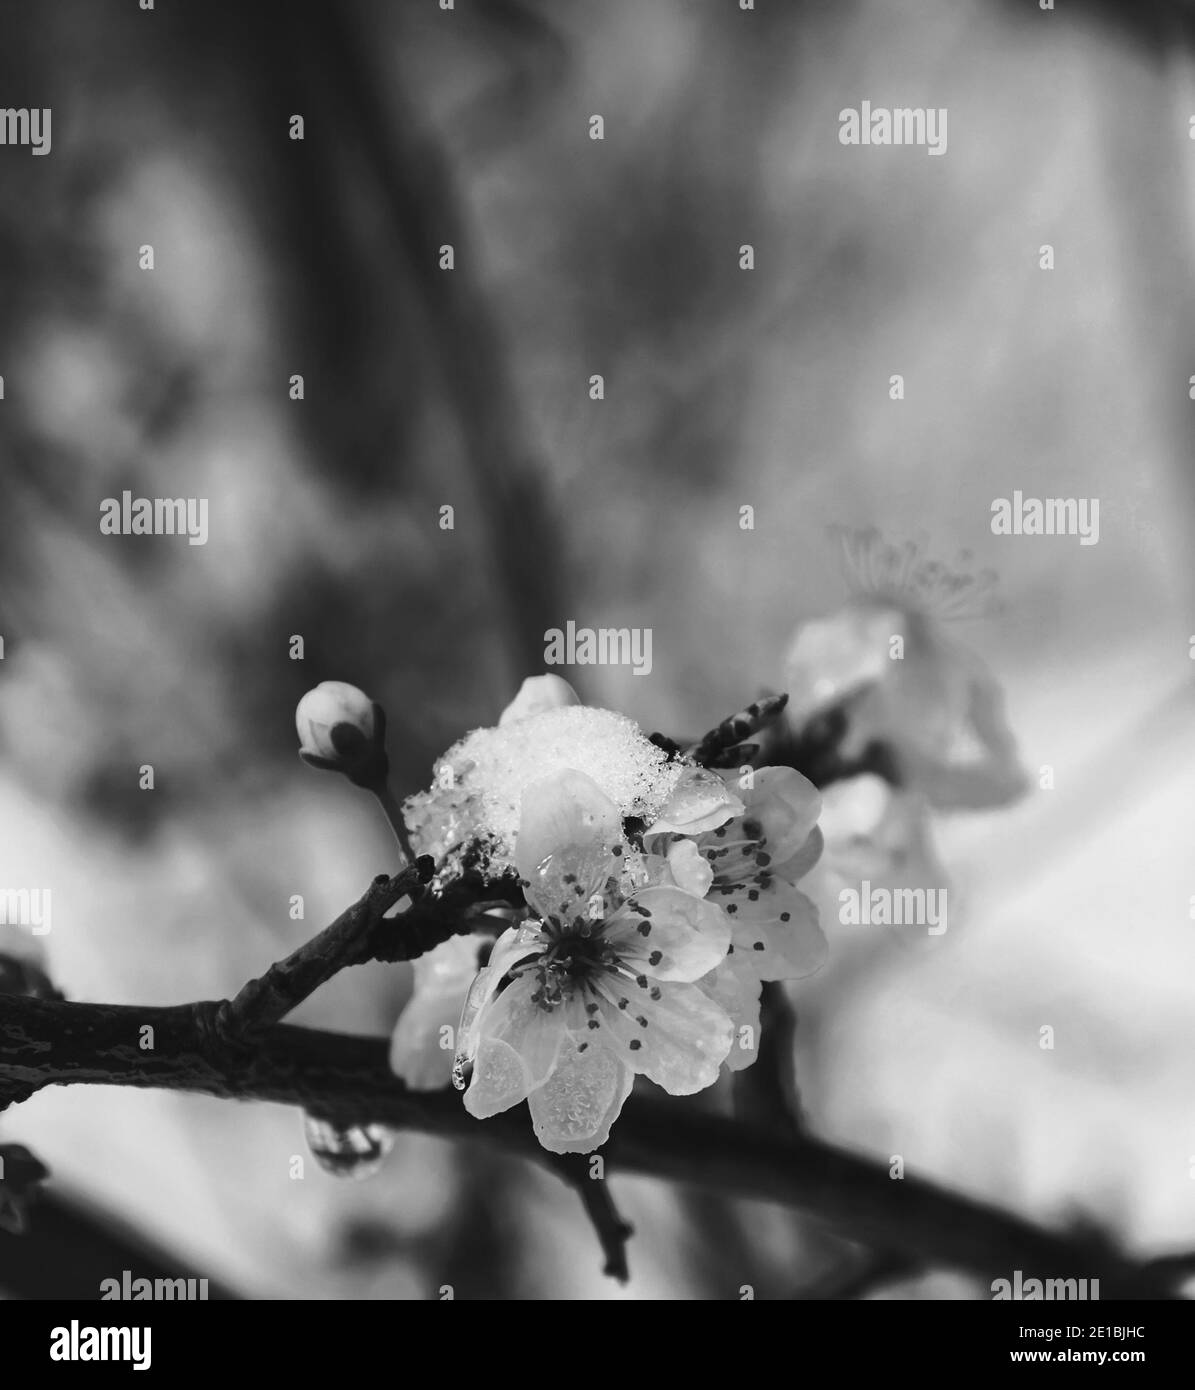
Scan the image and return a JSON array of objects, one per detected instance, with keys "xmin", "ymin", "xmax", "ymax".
[
  {"xmin": 765, "ymin": 701, "xmax": 903, "ymax": 791},
  {"xmin": 0, "ymin": 993, "xmax": 1181, "ymax": 1299},
  {"xmin": 321, "ymin": 0, "xmax": 569, "ymax": 686},
  {"xmin": 0, "ymin": 1144, "xmax": 50, "ymax": 1235},
  {"xmin": 0, "ymin": 1192, "xmax": 238, "ymax": 1301},
  {"xmin": 656, "ymin": 690, "xmax": 903, "ymax": 795},
  {"xmin": 790, "ymin": 1248, "xmax": 919, "ymax": 1301},
  {"xmin": 732, "ymin": 982, "xmax": 802, "ymax": 1136}
]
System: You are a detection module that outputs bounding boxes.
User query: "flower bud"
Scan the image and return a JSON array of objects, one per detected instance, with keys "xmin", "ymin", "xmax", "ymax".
[
  {"xmin": 295, "ymin": 681, "xmax": 388, "ymax": 789},
  {"xmin": 498, "ymin": 674, "xmax": 580, "ymax": 725}
]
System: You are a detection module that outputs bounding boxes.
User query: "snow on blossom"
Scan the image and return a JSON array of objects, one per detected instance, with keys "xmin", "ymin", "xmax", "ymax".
[
  {"xmin": 452, "ymin": 768, "xmax": 735, "ymax": 1153},
  {"xmin": 402, "ymin": 703, "xmax": 687, "ymax": 879}
]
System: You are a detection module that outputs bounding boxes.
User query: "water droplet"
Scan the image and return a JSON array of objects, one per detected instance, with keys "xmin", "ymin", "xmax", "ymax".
[{"xmin": 302, "ymin": 1116, "xmax": 393, "ymax": 1180}]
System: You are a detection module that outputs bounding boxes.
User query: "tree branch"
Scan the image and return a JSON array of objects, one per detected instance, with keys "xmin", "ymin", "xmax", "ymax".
[
  {"xmin": 0, "ymin": 993, "xmax": 1178, "ymax": 1299},
  {"xmin": 214, "ymin": 861, "xmax": 523, "ymax": 1041},
  {"xmin": 216, "ymin": 861, "xmax": 431, "ymax": 1039}
]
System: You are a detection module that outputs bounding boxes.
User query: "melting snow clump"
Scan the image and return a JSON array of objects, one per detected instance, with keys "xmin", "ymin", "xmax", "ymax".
[{"xmin": 403, "ymin": 705, "xmax": 685, "ymax": 880}]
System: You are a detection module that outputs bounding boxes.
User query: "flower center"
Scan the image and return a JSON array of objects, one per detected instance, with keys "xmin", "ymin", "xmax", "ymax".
[{"xmin": 526, "ymin": 920, "xmax": 618, "ymax": 1010}]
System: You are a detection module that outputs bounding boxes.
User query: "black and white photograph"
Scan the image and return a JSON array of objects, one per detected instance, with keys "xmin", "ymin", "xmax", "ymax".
[{"xmin": 0, "ymin": 0, "xmax": 1192, "ymax": 1354}]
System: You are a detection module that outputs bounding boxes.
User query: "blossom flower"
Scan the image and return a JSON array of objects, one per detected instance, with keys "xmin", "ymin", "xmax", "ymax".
[
  {"xmin": 386, "ymin": 681, "xmax": 733, "ymax": 1095},
  {"xmin": 802, "ymin": 772, "xmax": 949, "ymax": 948},
  {"xmin": 401, "ymin": 700, "xmax": 687, "ymax": 881},
  {"xmin": 646, "ymin": 765, "xmax": 827, "ymax": 1071},
  {"xmin": 783, "ymin": 527, "xmax": 1027, "ymax": 810},
  {"xmin": 452, "ymin": 768, "xmax": 735, "ymax": 1153}
]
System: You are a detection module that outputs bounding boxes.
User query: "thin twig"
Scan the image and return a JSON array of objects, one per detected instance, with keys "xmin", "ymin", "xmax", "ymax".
[
  {"xmin": 322, "ymin": 2, "xmax": 566, "ymax": 684},
  {"xmin": 371, "ymin": 784, "xmax": 417, "ymax": 864},
  {"xmin": 216, "ymin": 861, "xmax": 431, "ymax": 1039},
  {"xmin": 550, "ymin": 1154, "xmax": 634, "ymax": 1283}
]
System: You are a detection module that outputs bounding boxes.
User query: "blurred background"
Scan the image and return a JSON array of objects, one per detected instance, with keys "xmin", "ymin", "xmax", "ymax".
[{"xmin": 1, "ymin": 0, "xmax": 1195, "ymax": 1298}]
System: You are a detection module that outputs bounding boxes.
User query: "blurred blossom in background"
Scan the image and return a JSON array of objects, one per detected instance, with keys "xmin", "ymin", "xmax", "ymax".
[{"xmin": 1, "ymin": 0, "xmax": 1195, "ymax": 1298}]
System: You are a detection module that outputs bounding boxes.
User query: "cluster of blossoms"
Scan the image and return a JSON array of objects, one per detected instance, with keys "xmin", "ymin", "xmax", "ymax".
[
  {"xmin": 300, "ymin": 528, "xmax": 1025, "ymax": 1160},
  {"xmin": 389, "ymin": 676, "xmax": 826, "ymax": 1154}
]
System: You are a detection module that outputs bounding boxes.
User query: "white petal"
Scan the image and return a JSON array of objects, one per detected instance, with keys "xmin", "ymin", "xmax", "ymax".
[
  {"xmin": 595, "ymin": 979, "xmax": 732, "ymax": 1095},
  {"xmin": 740, "ymin": 767, "xmax": 822, "ymax": 864},
  {"xmin": 772, "ymin": 826, "xmax": 824, "ymax": 884},
  {"xmin": 729, "ymin": 889, "xmax": 827, "ymax": 982},
  {"xmin": 411, "ymin": 933, "xmax": 487, "ymax": 991},
  {"xmin": 899, "ymin": 657, "xmax": 1028, "ymax": 809},
  {"xmin": 644, "ymin": 766, "xmax": 743, "ymax": 838},
  {"xmin": 700, "ymin": 963, "xmax": 762, "ymax": 1073},
  {"xmin": 464, "ymin": 1037, "xmax": 532, "ymax": 1119},
  {"xmin": 527, "ymin": 1036, "xmax": 634, "ymax": 1154},
  {"xmin": 453, "ymin": 924, "xmax": 544, "ymax": 1082},
  {"xmin": 515, "ymin": 770, "xmax": 622, "ymax": 922},
  {"xmin": 605, "ymin": 886, "xmax": 731, "ymax": 982},
  {"xmin": 477, "ymin": 973, "xmax": 565, "ymax": 1091},
  {"xmin": 783, "ymin": 605, "xmax": 895, "ymax": 726},
  {"xmin": 498, "ymin": 674, "xmax": 580, "ymax": 725},
  {"xmin": 389, "ymin": 973, "xmax": 475, "ymax": 1091},
  {"xmin": 817, "ymin": 773, "xmax": 892, "ymax": 841},
  {"xmin": 665, "ymin": 839, "xmax": 714, "ymax": 899}
]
